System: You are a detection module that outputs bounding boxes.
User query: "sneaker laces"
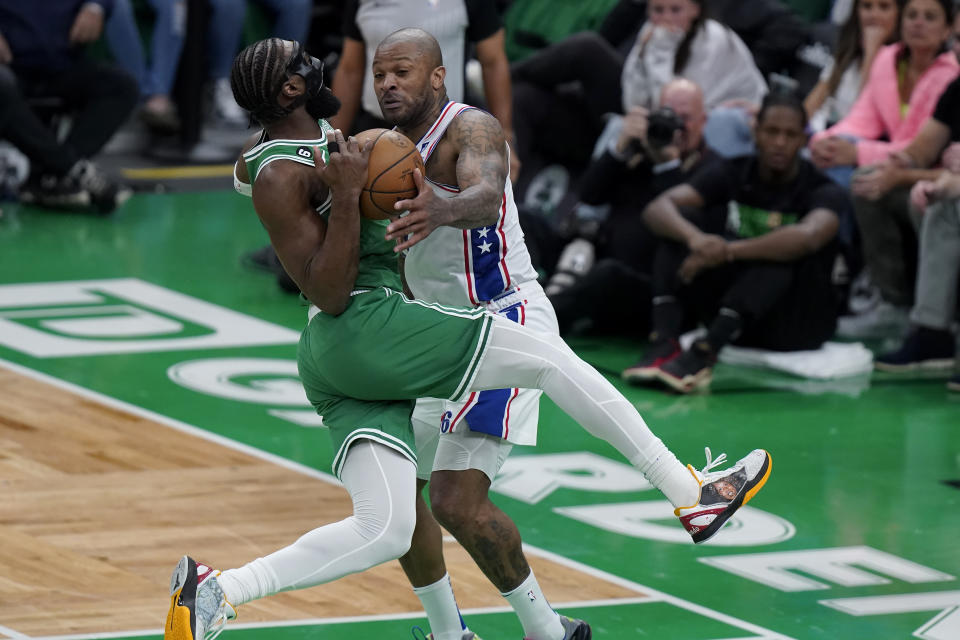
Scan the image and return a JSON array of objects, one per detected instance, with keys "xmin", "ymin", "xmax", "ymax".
[
  {"xmin": 197, "ymin": 572, "xmax": 235, "ymax": 640},
  {"xmin": 691, "ymin": 447, "xmax": 728, "ymax": 483}
]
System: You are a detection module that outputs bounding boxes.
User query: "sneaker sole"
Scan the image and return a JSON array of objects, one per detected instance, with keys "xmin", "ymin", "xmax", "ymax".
[
  {"xmin": 166, "ymin": 555, "xmax": 198, "ymax": 640},
  {"xmin": 692, "ymin": 450, "xmax": 772, "ymax": 544},
  {"xmin": 657, "ymin": 367, "xmax": 713, "ymax": 393},
  {"xmin": 622, "ymin": 366, "xmax": 662, "ymax": 383},
  {"xmin": 874, "ymin": 358, "xmax": 956, "ymax": 373},
  {"xmin": 948, "ymin": 380, "xmax": 960, "ymax": 392}
]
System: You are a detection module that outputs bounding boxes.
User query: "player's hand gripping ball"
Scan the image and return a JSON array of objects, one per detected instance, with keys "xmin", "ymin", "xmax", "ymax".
[{"xmin": 354, "ymin": 128, "xmax": 425, "ymax": 219}]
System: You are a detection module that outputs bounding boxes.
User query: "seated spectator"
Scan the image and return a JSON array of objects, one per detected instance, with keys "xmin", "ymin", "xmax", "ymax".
[
  {"xmin": 875, "ymin": 170, "xmax": 960, "ymax": 392},
  {"xmin": 207, "ymin": 0, "xmax": 313, "ymax": 125},
  {"xmin": 621, "ymin": 0, "xmax": 767, "ymax": 113},
  {"xmin": 809, "ymin": 0, "xmax": 959, "ymax": 188},
  {"xmin": 839, "ymin": 74, "xmax": 960, "ymax": 337},
  {"xmin": 805, "ymin": 0, "xmax": 903, "ymax": 132},
  {"xmin": 625, "ymin": 91, "xmax": 849, "ymax": 393},
  {"xmin": 542, "ymin": 78, "xmax": 720, "ymax": 336},
  {"xmin": 105, "ymin": 0, "xmax": 185, "ymax": 133},
  {"xmin": 0, "ymin": 0, "xmax": 137, "ymax": 213}
]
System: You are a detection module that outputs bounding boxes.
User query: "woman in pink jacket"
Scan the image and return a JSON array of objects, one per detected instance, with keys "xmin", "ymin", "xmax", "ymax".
[{"xmin": 810, "ymin": 0, "xmax": 958, "ymax": 181}]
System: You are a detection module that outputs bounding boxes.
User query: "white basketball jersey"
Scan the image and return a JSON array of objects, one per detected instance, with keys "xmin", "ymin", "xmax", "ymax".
[{"xmin": 403, "ymin": 101, "xmax": 539, "ymax": 307}]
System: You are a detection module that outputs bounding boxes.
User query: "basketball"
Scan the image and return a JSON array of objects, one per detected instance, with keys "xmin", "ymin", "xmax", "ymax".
[{"xmin": 354, "ymin": 128, "xmax": 425, "ymax": 220}]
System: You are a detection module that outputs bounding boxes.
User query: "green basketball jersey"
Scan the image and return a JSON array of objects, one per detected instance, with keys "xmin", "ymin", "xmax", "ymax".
[{"xmin": 243, "ymin": 120, "xmax": 402, "ymax": 292}]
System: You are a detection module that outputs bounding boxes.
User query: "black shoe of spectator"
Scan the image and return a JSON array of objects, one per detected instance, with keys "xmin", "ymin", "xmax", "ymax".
[
  {"xmin": 948, "ymin": 373, "xmax": 960, "ymax": 392},
  {"xmin": 622, "ymin": 334, "xmax": 681, "ymax": 384},
  {"xmin": 874, "ymin": 327, "xmax": 956, "ymax": 372},
  {"xmin": 68, "ymin": 160, "xmax": 132, "ymax": 213},
  {"xmin": 657, "ymin": 340, "xmax": 717, "ymax": 393},
  {"xmin": 242, "ymin": 245, "xmax": 282, "ymax": 273},
  {"xmin": 19, "ymin": 172, "xmax": 91, "ymax": 210},
  {"xmin": 242, "ymin": 245, "xmax": 300, "ymax": 294}
]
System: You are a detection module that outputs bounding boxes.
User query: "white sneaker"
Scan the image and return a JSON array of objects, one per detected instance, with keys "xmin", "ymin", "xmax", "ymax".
[
  {"xmin": 836, "ymin": 301, "xmax": 909, "ymax": 339},
  {"xmin": 211, "ymin": 78, "xmax": 247, "ymax": 126},
  {"xmin": 675, "ymin": 448, "xmax": 772, "ymax": 543},
  {"xmin": 165, "ymin": 555, "xmax": 236, "ymax": 640}
]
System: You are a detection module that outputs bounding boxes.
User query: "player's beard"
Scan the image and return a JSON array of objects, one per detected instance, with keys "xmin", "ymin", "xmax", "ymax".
[
  {"xmin": 307, "ymin": 87, "xmax": 342, "ymax": 121},
  {"xmin": 384, "ymin": 92, "xmax": 435, "ymax": 130}
]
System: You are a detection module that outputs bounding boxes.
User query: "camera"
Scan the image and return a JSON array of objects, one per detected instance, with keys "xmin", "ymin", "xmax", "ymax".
[{"xmin": 646, "ymin": 107, "xmax": 685, "ymax": 149}]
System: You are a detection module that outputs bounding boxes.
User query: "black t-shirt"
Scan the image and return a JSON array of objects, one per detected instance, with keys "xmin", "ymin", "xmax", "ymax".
[
  {"xmin": 342, "ymin": 0, "xmax": 502, "ymax": 43},
  {"xmin": 688, "ymin": 155, "xmax": 848, "ymax": 242},
  {"xmin": 933, "ymin": 76, "xmax": 960, "ymax": 141}
]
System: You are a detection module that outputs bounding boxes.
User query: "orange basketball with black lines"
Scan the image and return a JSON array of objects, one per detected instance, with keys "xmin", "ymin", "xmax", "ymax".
[{"xmin": 355, "ymin": 128, "xmax": 425, "ymax": 220}]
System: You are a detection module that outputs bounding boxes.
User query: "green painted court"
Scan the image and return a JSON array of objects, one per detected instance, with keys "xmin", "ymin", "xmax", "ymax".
[{"xmin": 0, "ymin": 191, "xmax": 957, "ymax": 640}]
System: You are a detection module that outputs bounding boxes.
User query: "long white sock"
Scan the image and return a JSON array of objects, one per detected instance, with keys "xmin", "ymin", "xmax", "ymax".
[
  {"xmin": 501, "ymin": 570, "xmax": 564, "ymax": 640},
  {"xmin": 472, "ymin": 317, "xmax": 700, "ymax": 508},
  {"xmin": 413, "ymin": 573, "xmax": 467, "ymax": 640},
  {"xmin": 217, "ymin": 442, "xmax": 417, "ymax": 606}
]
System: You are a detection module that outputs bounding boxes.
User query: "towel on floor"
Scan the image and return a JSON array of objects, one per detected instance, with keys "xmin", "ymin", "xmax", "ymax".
[{"xmin": 718, "ymin": 341, "xmax": 874, "ymax": 379}]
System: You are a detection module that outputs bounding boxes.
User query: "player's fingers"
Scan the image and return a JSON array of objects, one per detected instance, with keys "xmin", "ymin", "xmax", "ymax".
[
  {"xmin": 412, "ymin": 167, "xmax": 425, "ymax": 193},
  {"xmin": 385, "ymin": 214, "xmax": 413, "ymax": 238},
  {"xmin": 393, "ymin": 231, "xmax": 424, "ymax": 253},
  {"xmin": 392, "ymin": 197, "xmax": 417, "ymax": 212}
]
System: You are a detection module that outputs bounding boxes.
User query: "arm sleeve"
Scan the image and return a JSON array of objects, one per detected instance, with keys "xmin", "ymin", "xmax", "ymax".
[
  {"xmin": 465, "ymin": 0, "xmax": 502, "ymax": 42},
  {"xmin": 687, "ymin": 157, "xmax": 734, "ymax": 207},
  {"xmin": 341, "ymin": 0, "xmax": 361, "ymax": 40},
  {"xmin": 806, "ymin": 181, "xmax": 849, "ymax": 218}
]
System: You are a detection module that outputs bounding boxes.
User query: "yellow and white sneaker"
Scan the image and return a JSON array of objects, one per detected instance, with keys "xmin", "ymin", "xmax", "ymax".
[
  {"xmin": 675, "ymin": 448, "xmax": 772, "ymax": 543},
  {"xmin": 165, "ymin": 555, "xmax": 236, "ymax": 640}
]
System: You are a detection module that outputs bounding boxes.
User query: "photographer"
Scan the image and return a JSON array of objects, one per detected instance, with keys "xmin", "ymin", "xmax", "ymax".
[{"xmin": 546, "ymin": 78, "xmax": 720, "ymax": 336}]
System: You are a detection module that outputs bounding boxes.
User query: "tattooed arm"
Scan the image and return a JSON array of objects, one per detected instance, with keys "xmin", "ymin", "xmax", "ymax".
[{"xmin": 385, "ymin": 109, "xmax": 507, "ymax": 252}]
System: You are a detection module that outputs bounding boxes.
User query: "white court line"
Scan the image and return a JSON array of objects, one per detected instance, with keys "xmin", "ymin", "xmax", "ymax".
[
  {"xmin": 0, "ymin": 359, "xmax": 794, "ymax": 640},
  {"xmin": 0, "ymin": 623, "xmax": 33, "ymax": 639},
  {"xmin": 0, "ymin": 359, "xmax": 340, "ymax": 487}
]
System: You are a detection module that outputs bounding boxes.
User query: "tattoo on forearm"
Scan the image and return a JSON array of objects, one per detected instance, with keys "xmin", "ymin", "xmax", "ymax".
[{"xmin": 447, "ymin": 110, "xmax": 508, "ymax": 229}]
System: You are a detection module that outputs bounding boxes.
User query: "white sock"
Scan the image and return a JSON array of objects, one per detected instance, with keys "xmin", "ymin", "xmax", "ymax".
[
  {"xmin": 218, "ymin": 559, "xmax": 275, "ymax": 607},
  {"xmin": 413, "ymin": 573, "xmax": 467, "ymax": 640},
  {"xmin": 501, "ymin": 570, "xmax": 564, "ymax": 640},
  {"xmin": 472, "ymin": 318, "xmax": 700, "ymax": 508}
]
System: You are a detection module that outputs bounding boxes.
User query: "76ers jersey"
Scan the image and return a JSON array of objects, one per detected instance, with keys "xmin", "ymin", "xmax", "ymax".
[
  {"xmin": 405, "ymin": 102, "xmax": 557, "ymax": 448},
  {"xmin": 402, "ymin": 101, "xmax": 539, "ymax": 307}
]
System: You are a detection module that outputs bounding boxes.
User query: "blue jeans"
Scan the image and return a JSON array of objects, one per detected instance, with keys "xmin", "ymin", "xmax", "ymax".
[
  {"xmin": 105, "ymin": 0, "xmax": 186, "ymax": 98},
  {"xmin": 207, "ymin": 0, "xmax": 313, "ymax": 80}
]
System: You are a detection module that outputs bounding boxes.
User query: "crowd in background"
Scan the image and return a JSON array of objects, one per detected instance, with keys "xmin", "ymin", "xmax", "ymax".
[{"xmin": 1, "ymin": 0, "xmax": 959, "ymax": 393}]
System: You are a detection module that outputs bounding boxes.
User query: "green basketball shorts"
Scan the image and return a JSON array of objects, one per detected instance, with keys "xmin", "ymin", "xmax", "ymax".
[{"xmin": 297, "ymin": 287, "xmax": 492, "ymax": 477}]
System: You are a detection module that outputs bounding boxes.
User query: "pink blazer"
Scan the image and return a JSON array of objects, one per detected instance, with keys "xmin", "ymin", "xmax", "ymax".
[{"xmin": 811, "ymin": 43, "xmax": 959, "ymax": 166}]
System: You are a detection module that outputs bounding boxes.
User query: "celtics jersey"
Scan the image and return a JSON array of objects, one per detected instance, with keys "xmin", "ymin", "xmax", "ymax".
[{"xmin": 238, "ymin": 120, "xmax": 402, "ymax": 292}]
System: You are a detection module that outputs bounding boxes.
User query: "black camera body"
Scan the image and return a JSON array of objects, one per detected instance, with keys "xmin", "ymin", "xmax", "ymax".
[{"xmin": 646, "ymin": 106, "xmax": 685, "ymax": 149}]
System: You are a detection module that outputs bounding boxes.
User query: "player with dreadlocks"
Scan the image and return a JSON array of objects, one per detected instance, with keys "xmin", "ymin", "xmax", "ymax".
[
  {"xmin": 167, "ymin": 37, "xmax": 482, "ymax": 640},
  {"xmin": 163, "ymin": 36, "xmax": 772, "ymax": 640}
]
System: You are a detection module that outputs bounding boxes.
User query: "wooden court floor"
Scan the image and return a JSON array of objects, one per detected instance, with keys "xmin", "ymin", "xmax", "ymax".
[{"xmin": 0, "ymin": 367, "xmax": 638, "ymax": 638}]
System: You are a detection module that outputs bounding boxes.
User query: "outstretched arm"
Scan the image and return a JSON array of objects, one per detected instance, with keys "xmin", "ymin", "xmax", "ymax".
[{"xmin": 385, "ymin": 109, "xmax": 507, "ymax": 252}]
